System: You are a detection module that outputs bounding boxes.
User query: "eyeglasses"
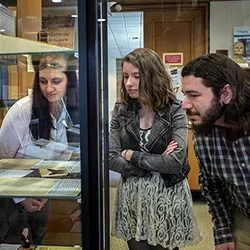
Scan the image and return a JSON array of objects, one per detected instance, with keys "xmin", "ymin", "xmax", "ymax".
[{"xmin": 38, "ymin": 62, "xmax": 64, "ymax": 71}]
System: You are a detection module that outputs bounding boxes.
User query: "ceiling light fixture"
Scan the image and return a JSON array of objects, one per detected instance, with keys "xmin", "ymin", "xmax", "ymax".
[{"xmin": 51, "ymin": 0, "xmax": 63, "ymax": 3}]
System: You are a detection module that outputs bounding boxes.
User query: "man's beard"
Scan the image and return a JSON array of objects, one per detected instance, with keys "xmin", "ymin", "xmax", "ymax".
[{"xmin": 188, "ymin": 96, "xmax": 224, "ymax": 135}]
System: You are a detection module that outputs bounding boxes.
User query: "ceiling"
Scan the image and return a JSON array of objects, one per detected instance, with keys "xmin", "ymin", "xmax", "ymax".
[
  {"xmin": 108, "ymin": 11, "xmax": 143, "ymax": 58},
  {"xmin": 41, "ymin": 2, "xmax": 144, "ymax": 59},
  {"xmin": 1, "ymin": 0, "xmax": 239, "ymax": 5},
  {"xmin": 42, "ymin": 1, "xmax": 144, "ymax": 59},
  {"xmin": 0, "ymin": 0, "xmax": 77, "ymax": 6},
  {"xmin": 3, "ymin": 0, "xmax": 218, "ymax": 59}
]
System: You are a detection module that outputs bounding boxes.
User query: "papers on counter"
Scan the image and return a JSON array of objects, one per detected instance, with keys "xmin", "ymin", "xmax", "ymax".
[{"xmin": 0, "ymin": 169, "xmax": 33, "ymax": 178}]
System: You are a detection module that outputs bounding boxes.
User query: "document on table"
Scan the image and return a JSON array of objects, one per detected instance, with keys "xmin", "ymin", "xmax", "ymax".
[
  {"xmin": 33, "ymin": 160, "xmax": 80, "ymax": 173},
  {"xmin": 0, "ymin": 159, "xmax": 42, "ymax": 170},
  {"xmin": 0, "ymin": 169, "xmax": 33, "ymax": 178},
  {"xmin": 47, "ymin": 179, "xmax": 81, "ymax": 196},
  {"xmin": 0, "ymin": 177, "xmax": 81, "ymax": 197},
  {"xmin": 34, "ymin": 139, "xmax": 80, "ymax": 154},
  {"xmin": 0, "ymin": 244, "xmax": 21, "ymax": 250}
]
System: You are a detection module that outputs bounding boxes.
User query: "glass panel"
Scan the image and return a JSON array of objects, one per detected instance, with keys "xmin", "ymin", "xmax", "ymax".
[
  {"xmin": 107, "ymin": 1, "xmax": 249, "ymax": 250},
  {"xmin": 0, "ymin": 0, "xmax": 82, "ymax": 249}
]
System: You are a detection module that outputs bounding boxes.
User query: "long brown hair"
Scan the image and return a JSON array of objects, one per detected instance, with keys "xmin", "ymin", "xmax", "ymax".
[{"xmin": 120, "ymin": 48, "xmax": 175, "ymax": 110}]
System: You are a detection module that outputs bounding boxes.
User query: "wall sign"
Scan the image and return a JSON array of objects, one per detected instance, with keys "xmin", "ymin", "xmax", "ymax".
[{"xmin": 163, "ymin": 52, "xmax": 183, "ymax": 66}]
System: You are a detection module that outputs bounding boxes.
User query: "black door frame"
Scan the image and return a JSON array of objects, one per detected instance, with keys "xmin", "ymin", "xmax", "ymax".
[{"xmin": 78, "ymin": 0, "xmax": 109, "ymax": 249}]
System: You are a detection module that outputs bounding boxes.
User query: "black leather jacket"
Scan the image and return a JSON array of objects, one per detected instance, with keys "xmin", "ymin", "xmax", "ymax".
[{"xmin": 109, "ymin": 100, "xmax": 190, "ymax": 187}]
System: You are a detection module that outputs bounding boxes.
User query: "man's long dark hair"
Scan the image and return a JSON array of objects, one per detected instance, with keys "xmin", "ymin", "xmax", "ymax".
[
  {"xmin": 182, "ymin": 53, "xmax": 250, "ymax": 140},
  {"xmin": 30, "ymin": 53, "xmax": 79, "ymax": 140}
]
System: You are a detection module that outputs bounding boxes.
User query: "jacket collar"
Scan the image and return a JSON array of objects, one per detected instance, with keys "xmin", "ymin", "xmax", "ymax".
[{"xmin": 124, "ymin": 106, "xmax": 171, "ymax": 151}]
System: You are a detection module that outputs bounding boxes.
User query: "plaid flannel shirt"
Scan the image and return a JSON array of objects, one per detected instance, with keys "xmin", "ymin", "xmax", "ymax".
[{"xmin": 193, "ymin": 126, "xmax": 250, "ymax": 245}]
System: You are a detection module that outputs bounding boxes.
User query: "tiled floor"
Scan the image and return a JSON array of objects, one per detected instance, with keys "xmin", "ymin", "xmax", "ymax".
[{"xmin": 110, "ymin": 188, "xmax": 214, "ymax": 250}]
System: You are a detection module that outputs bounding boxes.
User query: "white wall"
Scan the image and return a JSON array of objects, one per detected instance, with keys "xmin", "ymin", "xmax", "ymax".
[
  {"xmin": 210, "ymin": 1, "xmax": 250, "ymax": 57},
  {"xmin": 108, "ymin": 58, "xmax": 121, "ymax": 186},
  {"xmin": 108, "ymin": 58, "xmax": 117, "ymax": 119}
]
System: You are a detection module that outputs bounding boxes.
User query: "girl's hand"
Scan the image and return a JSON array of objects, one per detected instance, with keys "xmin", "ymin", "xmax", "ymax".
[
  {"xmin": 163, "ymin": 141, "xmax": 178, "ymax": 155},
  {"xmin": 20, "ymin": 198, "xmax": 42, "ymax": 212},
  {"xmin": 121, "ymin": 149, "xmax": 133, "ymax": 161}
]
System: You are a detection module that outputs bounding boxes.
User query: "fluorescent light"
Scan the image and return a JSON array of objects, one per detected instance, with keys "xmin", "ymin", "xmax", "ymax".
[
  {"xmin": 51, "ymin": 0, "xmax": 62, "ymax": 3},
  {"xmin": 97, "ymin": 18, "xmax": 106, "ymax": 22}
]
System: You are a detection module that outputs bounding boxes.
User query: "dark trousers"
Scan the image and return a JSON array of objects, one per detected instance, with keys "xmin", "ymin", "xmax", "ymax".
[{"xmin": 0, "ymin": 198, "xmax": 50, "ymax": 245}]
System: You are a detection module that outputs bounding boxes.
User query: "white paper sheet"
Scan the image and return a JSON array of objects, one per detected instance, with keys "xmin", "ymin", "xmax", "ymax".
[{"xmin": 0, "ymin": 169, "xmax": 33, "ymax": 178}]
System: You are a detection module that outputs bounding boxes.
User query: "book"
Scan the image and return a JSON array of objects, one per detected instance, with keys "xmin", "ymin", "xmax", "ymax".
[{"xmin": 39, "ymin": 167, "xmax": 69, "ymax": 178}]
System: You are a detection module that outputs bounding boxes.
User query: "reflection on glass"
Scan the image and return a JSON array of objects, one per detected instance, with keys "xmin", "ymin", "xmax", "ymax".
[
  {"xmin": 0, "ymin": 52, "xmax": 80, "ymax": 246},
  {"xmin": 0, "ymin": 0, "xmax": 81, "ymax": 248}
]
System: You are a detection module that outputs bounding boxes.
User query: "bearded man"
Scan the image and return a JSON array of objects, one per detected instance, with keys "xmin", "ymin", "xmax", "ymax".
[{"xmin": 181, "ymin": 53, "xmax": 250, "ymax": 250}]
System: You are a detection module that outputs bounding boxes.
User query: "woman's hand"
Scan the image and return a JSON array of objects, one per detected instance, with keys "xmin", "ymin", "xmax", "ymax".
[
  {"xmin": 163, "ymin": 141, "xmax": 178, "ymax": 155},
  {"xmin": 121, "ymin": 149, "xmax": 134, "ymax": 161},
  {"xmin": 20, "ymin": 198, "xmax": 48, "ymax": 212}
]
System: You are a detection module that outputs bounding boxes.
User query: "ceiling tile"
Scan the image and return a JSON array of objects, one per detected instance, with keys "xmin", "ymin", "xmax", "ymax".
[{"xmin": 108, "ymin": 12, "xmax": 144, "ymax": 58}]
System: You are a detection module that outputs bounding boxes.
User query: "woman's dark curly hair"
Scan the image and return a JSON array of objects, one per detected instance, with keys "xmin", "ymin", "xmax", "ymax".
[
  {"xmin": 182, "ymin": 53, "xmax": 250, "ymax": 139},
  {"xmin": 31, "ymin": 53, "xmax": 79, "ymax": 140},
  {"xmin": 120, "ymin": 48, "xmax": 175, "ymax": 110}
]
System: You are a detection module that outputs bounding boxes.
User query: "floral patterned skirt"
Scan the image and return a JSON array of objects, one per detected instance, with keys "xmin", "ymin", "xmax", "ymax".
[{"xmin": 111, "ymin": 173, "xmax": 201, "ymax": 249}]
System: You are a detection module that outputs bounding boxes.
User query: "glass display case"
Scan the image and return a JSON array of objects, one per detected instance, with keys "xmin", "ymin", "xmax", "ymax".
[
  {"xmin": 0, "ymin": 0, "xmax": 108, "ymax": 250},
  {"xmin": 1, "ymin": 0, "xmax": 249, "ymax": 250}
]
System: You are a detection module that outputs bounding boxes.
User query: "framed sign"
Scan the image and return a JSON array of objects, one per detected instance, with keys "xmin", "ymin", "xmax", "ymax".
[{"xmin": 163, "ymin": 52, "xmax": 183, "ymax": 66}]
